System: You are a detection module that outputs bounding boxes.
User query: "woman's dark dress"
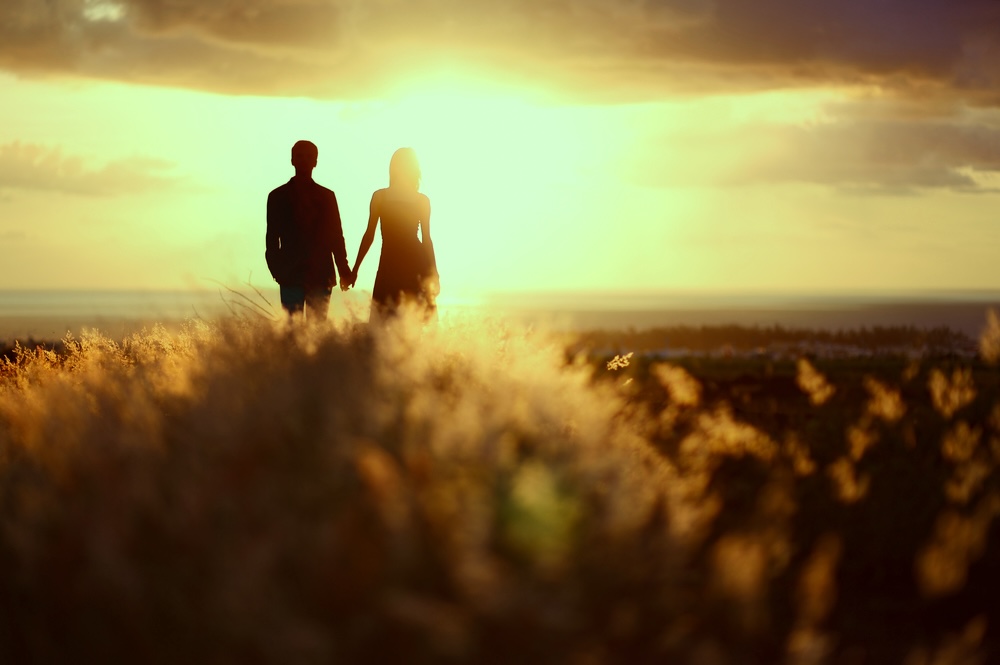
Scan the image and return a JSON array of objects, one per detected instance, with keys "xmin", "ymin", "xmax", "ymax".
[{"xmin": 372, "ymin": 194, "xmax": 434, "ymax": 314}]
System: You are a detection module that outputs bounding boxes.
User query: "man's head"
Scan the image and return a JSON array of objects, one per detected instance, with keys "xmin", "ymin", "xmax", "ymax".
[{"xmin": 291, "ymin": 140, "xmax": 318, "ymax": 173}]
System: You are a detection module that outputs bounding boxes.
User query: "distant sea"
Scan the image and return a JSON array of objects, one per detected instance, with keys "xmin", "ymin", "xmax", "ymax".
[{"xmin": 1, "ymin": 289, "xmax": 999, "ymax": 341}]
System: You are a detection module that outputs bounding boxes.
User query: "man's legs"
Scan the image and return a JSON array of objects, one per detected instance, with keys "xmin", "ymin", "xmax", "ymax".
[
  {"xmin": 280, "ymin": 285, "xmax": 306, "ymax": 317},
  {"xmin": 304, "ymin": 288, "xmax": 333, "ymax": 322},
  {"xmin": 279, "ymin": 286, "xmax": 331, "ymax": 322}
]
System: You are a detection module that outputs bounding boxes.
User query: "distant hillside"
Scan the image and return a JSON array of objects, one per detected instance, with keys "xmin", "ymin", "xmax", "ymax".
[{"xmin": 568, "ymin": 324, "xmax": 978, "ymax": 358}]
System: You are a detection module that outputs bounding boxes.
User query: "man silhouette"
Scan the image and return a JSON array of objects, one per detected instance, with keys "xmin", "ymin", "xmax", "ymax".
[{"xmin": 266, "ymin": 140, "xmax": 352, "ymax": 321}]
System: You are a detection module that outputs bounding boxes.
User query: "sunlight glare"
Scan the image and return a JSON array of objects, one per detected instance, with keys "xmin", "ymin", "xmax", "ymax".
[
  {"xmin": 83, "ymin": 0, "xmax": 126, "ymax": 22},
  {"xmin": 359, "ymin": 74, "xmax": 620, "ymax": 294}
]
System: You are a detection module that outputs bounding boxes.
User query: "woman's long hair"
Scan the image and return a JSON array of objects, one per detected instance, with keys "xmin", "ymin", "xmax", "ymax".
[{"xmin": 389, "ymin": 147, "xmax": 421, "ymax": 191}]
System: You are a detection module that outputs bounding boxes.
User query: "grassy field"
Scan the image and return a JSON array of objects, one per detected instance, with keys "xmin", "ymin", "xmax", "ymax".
[{"xmin": 1, "ymin": 310, "xmax": 999, "ymax": 664}]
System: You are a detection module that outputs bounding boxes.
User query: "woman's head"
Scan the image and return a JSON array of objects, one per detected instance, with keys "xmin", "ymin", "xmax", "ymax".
[{"xmin": 389, "ymin": 147, "xmax": 421, "ymax": 191}]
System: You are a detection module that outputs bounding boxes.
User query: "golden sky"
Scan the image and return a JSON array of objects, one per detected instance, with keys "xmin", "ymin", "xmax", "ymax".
[{"xmin": 2, "ymin": 0, "xmax": 1000, "ymax": 297}]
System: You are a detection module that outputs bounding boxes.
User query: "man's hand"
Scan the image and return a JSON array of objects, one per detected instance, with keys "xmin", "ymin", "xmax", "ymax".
[{"xmin": 340, "ymin": 268, "xmax": 355, "ymax": 291}]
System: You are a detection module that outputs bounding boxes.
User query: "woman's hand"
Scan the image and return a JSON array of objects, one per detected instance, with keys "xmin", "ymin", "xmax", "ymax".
[
  {"xmin": 425, "ymin": 271, "xmax": 440, "ymax": 297},
  {"xmin": 340, "ymin": 267, "xmax": 356, "ymax": 291}
]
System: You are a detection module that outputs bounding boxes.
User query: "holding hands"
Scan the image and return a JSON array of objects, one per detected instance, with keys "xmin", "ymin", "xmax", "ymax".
[
  {"xmin": 340, "ymin": 267, "xmax": 356, "ymax": 291},
  {"xmin": 340, "ymin": 265, "xmax": 358, "ymax": 291}
]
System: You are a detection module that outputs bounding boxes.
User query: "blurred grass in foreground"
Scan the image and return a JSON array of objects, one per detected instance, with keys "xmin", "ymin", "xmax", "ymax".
[{"xmin": 0, "ymin": 309, "xmax": 999, "ymax": 664}]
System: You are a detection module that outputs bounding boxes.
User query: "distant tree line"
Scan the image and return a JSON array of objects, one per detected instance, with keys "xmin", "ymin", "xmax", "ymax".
[{"xmin": 570, "ymin": 324, "xmax": 975, "ymax": 355}]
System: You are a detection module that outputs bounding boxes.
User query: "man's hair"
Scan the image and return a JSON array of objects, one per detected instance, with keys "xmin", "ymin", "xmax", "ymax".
[{"xmin": 291, "ymin": 140, "xmax": 318, "ymax": 168}]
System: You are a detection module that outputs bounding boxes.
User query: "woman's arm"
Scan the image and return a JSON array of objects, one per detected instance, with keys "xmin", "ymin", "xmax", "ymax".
[
  {"xmin": 419, "ymin": 195, "xmax": 437, "ymax": 273},
  {"xmin": 352, "ymin": 191, "xmax": 381, "ymax": 284},
  {"xmin": 418, "ymin": 194, "xmax": 439, "ymax": 292}
]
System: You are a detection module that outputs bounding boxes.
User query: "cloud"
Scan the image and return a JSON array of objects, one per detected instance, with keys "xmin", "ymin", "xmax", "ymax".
[
  {"xmin": 1, "ymin": 0, "xmax": 999, "ymax": 103},
  {"xmin": 0, "ymin": 142, "xmax": 182, "ymax": 196},
  {"xmin": 662, "ymin": 1, "xmax": 971, "ymax": 74},
  {"xmin": 627, "ymin": 102, "xmax": 1000, "ymax": 194},
  {"xmin": 741, "ymin": 118, "xmax": 1000, "ymax": 193}
]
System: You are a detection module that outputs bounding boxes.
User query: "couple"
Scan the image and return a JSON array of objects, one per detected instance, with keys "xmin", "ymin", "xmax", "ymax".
[{"xmin": 265, "ymin": 140, "xmax": 439, "ymax": 322}]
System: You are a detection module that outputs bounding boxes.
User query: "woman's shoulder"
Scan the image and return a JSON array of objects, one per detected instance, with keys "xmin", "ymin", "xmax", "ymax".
[
  {"xmin": 415, "ymin": 192, "xmax": 430, "ymax": 212},
  {"xmin": 382, "ymin": 187, "xmax": 427, "ymax": 205}
]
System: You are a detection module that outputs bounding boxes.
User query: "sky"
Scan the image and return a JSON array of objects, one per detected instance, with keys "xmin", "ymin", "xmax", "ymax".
[{"xmin": 2, "ymin": 0, "xmax": 1000, "ymax": 300}]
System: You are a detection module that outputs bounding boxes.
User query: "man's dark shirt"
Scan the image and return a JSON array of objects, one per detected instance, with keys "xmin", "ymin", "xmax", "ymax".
[{"xmin": 266, "ymin": 176, "xmax": 351, "ymax": 289}]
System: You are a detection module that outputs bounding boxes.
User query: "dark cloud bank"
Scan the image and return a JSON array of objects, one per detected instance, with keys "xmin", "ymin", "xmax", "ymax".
[
  {"xmin": 3, "ymin": 0, "xmax": 1000, "ymax": 101},
  {"xmin": 5, "ymin": 0, "xmax": 1000, "ymax": 194},
  {"xmin": 0, "ymin": 142, "xmax": 180, "ymax": 196}
]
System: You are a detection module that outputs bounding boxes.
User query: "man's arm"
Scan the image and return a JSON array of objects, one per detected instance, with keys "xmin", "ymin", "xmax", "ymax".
[
  {"xmin": 265, "ymin": 190, "xmax": 284, "ymax": 283},
  {"xmin": 328, "ymin": 191, "xmax": 352, "ymax": 286}
]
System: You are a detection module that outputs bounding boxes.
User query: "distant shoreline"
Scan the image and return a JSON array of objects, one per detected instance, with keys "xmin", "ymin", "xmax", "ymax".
[
  {"xmin": 495, "ymin": 302, "xmax": 1000, "ymax": 338},
  {"xmin": 0, "ymin": 289, "xmax": 998, "ymax": 341}
]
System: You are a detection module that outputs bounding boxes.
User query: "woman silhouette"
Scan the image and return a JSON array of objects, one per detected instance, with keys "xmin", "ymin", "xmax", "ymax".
[{"xmin": 350, "ymin": 148, "xmax": 439, "ymax": 320}]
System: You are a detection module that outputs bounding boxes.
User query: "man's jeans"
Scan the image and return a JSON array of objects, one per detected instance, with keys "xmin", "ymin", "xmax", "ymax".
[{"xmin": 280, "ymin": 286, "xmax": 332, "ymax": 322}]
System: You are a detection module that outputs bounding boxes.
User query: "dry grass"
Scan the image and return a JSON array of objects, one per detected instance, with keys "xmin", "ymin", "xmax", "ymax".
[{"xmin": 0, "ymin": 308, "xmax": 999, "ymax": 664}]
